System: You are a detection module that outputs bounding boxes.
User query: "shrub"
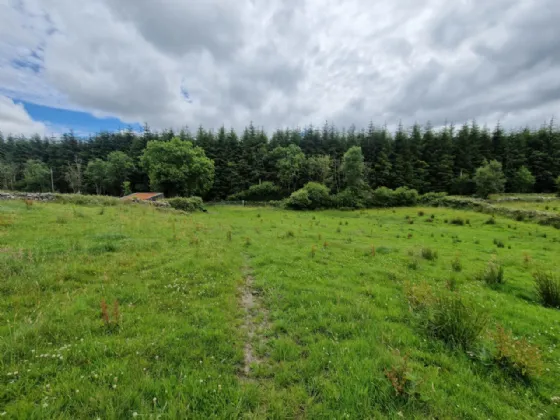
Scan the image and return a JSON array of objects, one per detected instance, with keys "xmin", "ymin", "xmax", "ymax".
[
  {"xmin": 227, "ymin": 181, "xmax": 282, "ymax": 201},
  {"xmin": 480, "ymin": 259, "xmax": 505, "ymax": 286},
  {"xmin": 418, "ymin": 192, "xmax": 447, "ymax": 205},
  {"xmin": 393, "ymin": 187, "xmax": 419, "ymax": 206},
  {"xmin": 425, "ymin": 294, "xmax": 488, "ymax": 350},
  {"xmin": 492, "ymin": 325, "xmax": 543, "ymax": 378},
  {"xmin": 451, "ymin": 256, "xmax": 462, "ymax": 272},
  {"xmin": 533, "ymin": 271, "xmax": 560, "ymax": 308},
  {"xmin": 450, "ymin": 217, "xmax": 465, "ymax": 226},
  {"xmin": 167, "ymin": 196, "xmax": 204, "ymax": 212},
  {"xmin": 421, "ymin": 247, "xmax": 438, "ymax": 261},
  {"xmin": 369, "ymin": 186, "xmax": 395, "ymax": 207},
  {"xmin": 485, "ymin": 217, "xmax": 497, "ymax": 225},
  {"xmin": 334, "ymin": 187, "xmax": 367, "ymax": 209},
  {"xmin": 286, "ymin": 182, "xmax": 331, "ymax": 210},
  {"xmin": 55, "ymin": 194, "xmax": 121, "ymax": 206},
  {"xmin": 417, "ymin": 210, "xmax": 425, "ymax": 217}
]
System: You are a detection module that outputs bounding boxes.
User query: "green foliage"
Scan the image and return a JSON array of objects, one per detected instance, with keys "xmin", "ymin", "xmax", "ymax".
[
  {"xmin": 227, "ymin": 182, "xmax": 282, "ymax": 201},
  {"xmin": 306, "ymin": 155, "xmax": 332, "ymax": 184},
  {"xmin": 167, "ymin": 197, "xmax": 204, "ymax": 212},
  {"xmin": 450, "ymin": 217, "xmax": 465, "ymax": 225},
  {"xmin": 533, "ymin": 271, "xmax": 560, "ymax": 308},
  {"xmin": 272, "ymin": 144, "xmax": 306, "ymax": 192},
  {"xmin": 286, "ymin": 182, "xmax": 330, "ymax": 210},
  {"xmin": 106, "ymin": 151, "xmax": 134, "ymax": 195},
  {"xmin": 141, "ymin": 137, "xmax": 214, "ymax": 197},
  {"xmin": 556, "ymin": 176, "xmax": 560, "ymax": 197},
  {"xmin": 122, "ymin": 181, "xmax": 132, "ymax": 196},
  {"xmin": 474, "ymin": 159, "xmax": 507, "ymax": 198},
  {"xmin": 341, "ymin": 146, "xmax": 365, "ymax": 188},
  {"xmin": 23, "ymin": 159, "xmax": 50, "ymax": 192},
  {"xmin": 511, "ymin": 166, "xmax": 536, "ymax": 193},
  {"xmin": 85, "ymin": 159, "xmax": 109, "ymax": 195}
]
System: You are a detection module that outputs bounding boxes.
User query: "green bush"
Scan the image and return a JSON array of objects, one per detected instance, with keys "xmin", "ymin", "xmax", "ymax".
[
  {"xmin": 393, "ymin": 187, "xmax": 419, "ymax": 206},
  {"xmin": 370, "ymin": 187, "xmax": 395, "ymax": 207},
  {"xmin": 167, "ymin": 196, "xmax": 204, "ymax": 212},
  {"xmin": 303, "ymin": 182, "xmax": 332, "ymax": 209},
  {"xmin": 286, "ymin": 189, "xmax": 311, "ymax": 210},
  {"xmin": 425, "ymin": 293, "xmax": 488, "ymax": 350},
  {"xmin": 227, "ymin": 182, "xmax": 282, "ymax": 201},
  {"xmin": 533, "ymin": 271, "xmax": 560, "ymax": 308},
  {"xmin": 418, "ymin": 192, "xmax": 447, "ymax": 205},
  {"xmin": 333, "ymin": 187, "xmax": 367, "ymax": 209}
]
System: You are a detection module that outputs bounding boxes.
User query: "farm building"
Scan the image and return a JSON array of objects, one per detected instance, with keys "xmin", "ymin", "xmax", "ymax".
[{"xmin": 121, "ymin": 192, "xmax": 164, "ymax": 201}]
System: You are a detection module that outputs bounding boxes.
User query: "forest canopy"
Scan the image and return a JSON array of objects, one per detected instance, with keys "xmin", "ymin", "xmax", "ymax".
[{"xmin": 1, "ymin": 120, "xmax": 559, "ymax": 200}]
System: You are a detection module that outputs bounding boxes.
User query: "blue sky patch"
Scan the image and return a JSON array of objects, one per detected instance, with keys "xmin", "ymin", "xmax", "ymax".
[{"xmin": 18, "ymin": 100, "xmax": 142, "ymax": 136}]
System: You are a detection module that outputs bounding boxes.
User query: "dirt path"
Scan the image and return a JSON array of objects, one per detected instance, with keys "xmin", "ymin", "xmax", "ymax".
[{"xmin": 240, "ymin": 263, "xmax": 269, "ymax": 377}]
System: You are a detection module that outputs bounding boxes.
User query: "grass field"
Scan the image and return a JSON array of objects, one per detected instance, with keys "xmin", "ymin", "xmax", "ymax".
[
  {"xmin": 489, "ymin": 199, "xmax": 560, "ymax": 215},
  {"xmin": 1, "ymin": 200, "xmax": 559, "ymax": 419}
]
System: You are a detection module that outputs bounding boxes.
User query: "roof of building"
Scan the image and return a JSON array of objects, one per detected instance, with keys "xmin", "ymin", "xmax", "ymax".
[{"xmin": 121, "ymin": 192, "xmax": 163, "ymax": 200}]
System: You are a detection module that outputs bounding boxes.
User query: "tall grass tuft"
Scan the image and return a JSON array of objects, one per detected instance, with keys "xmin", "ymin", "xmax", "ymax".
[
  {"xmin": 533, "ymin": 271, "xmax": 560, "ymax": 308},
  {"xmin": 425, "ymin": 294, "xmax": 488, "ymax": 350},
  {"xmin": 480, "ymin": 258, "xmax": 505, "ymax": 287},
  {"xmin": 451, "ymin": 255, "xmax": 462, "ymax": 272},
  {"xmin": 421, "ymin": 247, "xmax": 438, "ymax": 261}
]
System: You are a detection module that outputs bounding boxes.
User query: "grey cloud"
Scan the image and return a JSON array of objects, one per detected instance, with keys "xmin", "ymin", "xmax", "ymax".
[{"xmin": 104, "ymin": 0, "xmax": 244, "ymax": 59}]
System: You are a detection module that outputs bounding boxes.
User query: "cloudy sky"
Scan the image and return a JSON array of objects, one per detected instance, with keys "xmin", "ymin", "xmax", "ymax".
[{"xmin": 0, "ymin": 0, "xmax": 559, "ymax": 136}]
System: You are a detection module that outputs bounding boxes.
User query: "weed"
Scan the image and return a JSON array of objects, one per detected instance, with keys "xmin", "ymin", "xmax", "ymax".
[
  {"xmin": 408, "ymin": 220, "xmax": 414, "ymax": 225},
  {"xmin": 407, "ymin": 233, "xmax": 413, "ymax": 239},
  {"xmin": 371, "ymin": 245, "xmax": 376, "ymax": 256},
  {"xmin": 480, "ymin": 258, "xmax": 505, "ymax": 287},
  {"xmin": 492, "ymin": 325, "xmax": 543, "ymax": 378},
  {"xmin": 446, "ymin": 277, "xmax": 458, "ymax": 291},
  {"xmin": 533, "ymin": 271, "xmax": 560, "ymax": 308},
  {"xmin": 421, "ymin": 247, "xmax": 438, "ymax": 261},
  {"xmin": 323, "ymin": 241, "xmax": 329, "ymax": 249},
  {"xmin": 384, "ymin": 352, "xmax": 420, "ymax": 399},
  {"xmin": 336, "ymin": 227, "xmax": 341, "ymax": 233},
  {"xmin": 318, "ymin": 233, "xmax": 322, "ymax": 240},
  {"xmin": 430, "ymin": 214, "xmax": 435, "ymax": 219},
  {"xmin": 515, "ymin": 214, "xmax": 525, "ymax": 221},
  {"xmin": 405, "ymin": 281, "xmax": 434, "ymax": 311},
  {"xmin": 425, "ymin": 218, "xmax": 434, "ymax": 223},
  {"xmin": 444, "ymin": 219, "xmax": 448, "ymax": 223},
  {"xmin": 408, "ymin": 258, "xmax": 419, "ymax": 270},
  {"xmin": 101, "ymin": 299, "xmax": 110, "ymax": 326},
  {"xmin": 450, "ymin": 217, "xmax": 464, "ymax": 226},
  {"xmin": 56, "ymin": 215, "xmax": 68, "ymax": 224},
  {"xmin": 190, "ymin": 236, "xmax": 200, "ymax": 245},
  {"xmin": 101, "ymin": 299, "xmax": 120, "ymax": 331},
  {"xmin": 451, "ymin": 255, "xmax": 462, "ymax": 272},
  {"xmin": 493, "ymin": 238, "xmax": 505, "ymax": 248},
  {"xmin": 425, "ymin": 293, "xmax": 489, "ymax": 350}
]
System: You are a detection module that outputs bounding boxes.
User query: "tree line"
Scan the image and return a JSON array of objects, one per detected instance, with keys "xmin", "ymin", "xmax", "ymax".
[{"xmin": 1, "ymin": 120, "xmax": 559, "ymax": 200}]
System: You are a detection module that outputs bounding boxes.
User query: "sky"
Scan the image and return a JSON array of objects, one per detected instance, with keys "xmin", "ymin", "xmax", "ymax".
[{"xmin": 0, "ymin": 0, "xmax": 559, "ymax": 137}]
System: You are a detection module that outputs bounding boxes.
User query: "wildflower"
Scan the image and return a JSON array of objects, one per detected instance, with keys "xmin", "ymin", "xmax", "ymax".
[
  {"xmin": 112, "ymin": 384, "xmax": 117, "ymax": 389},
  {"xmin": 42, "ymin": 403, "xmax": 48, "ymax": 408},
  {"xmin": 132, "ymin": 413, "xmax": 138, "ymax": 418}
]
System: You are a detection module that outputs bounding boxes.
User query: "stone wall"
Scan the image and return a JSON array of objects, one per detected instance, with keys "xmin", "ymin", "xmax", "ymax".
[{"xmin": 0, "ymin": 192, "xmax": 56, "ymax": 201}]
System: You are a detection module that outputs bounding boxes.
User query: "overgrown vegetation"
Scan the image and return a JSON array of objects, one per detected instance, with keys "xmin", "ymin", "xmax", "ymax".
[{"xmin": 533, "ymin": 271, "xmax": 560, "ymax": 308}]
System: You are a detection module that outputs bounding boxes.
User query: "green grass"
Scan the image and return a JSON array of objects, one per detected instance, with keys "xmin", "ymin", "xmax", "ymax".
[
  {"xmin": 1, "ymin": 201, "xmax": 560, "ymax": 419},
  {"xmin": 490, "ymin": 199, "xmax": 560, "ymax": 214}
]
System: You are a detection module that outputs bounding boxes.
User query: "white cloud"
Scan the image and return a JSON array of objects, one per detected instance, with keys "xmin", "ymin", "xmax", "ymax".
[
  {"xmin": 0, "ymin": 95, "xmax": 47, "ymax": 136},
  {"xmin": 0, "ymin": 0, "xmax": 559, "ymax": 133}
]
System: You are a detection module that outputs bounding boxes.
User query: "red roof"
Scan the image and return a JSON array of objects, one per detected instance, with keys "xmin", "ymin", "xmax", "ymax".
[{"xmin": 122, "ymin": 192, "xmax": 163, "ymax": 200}]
